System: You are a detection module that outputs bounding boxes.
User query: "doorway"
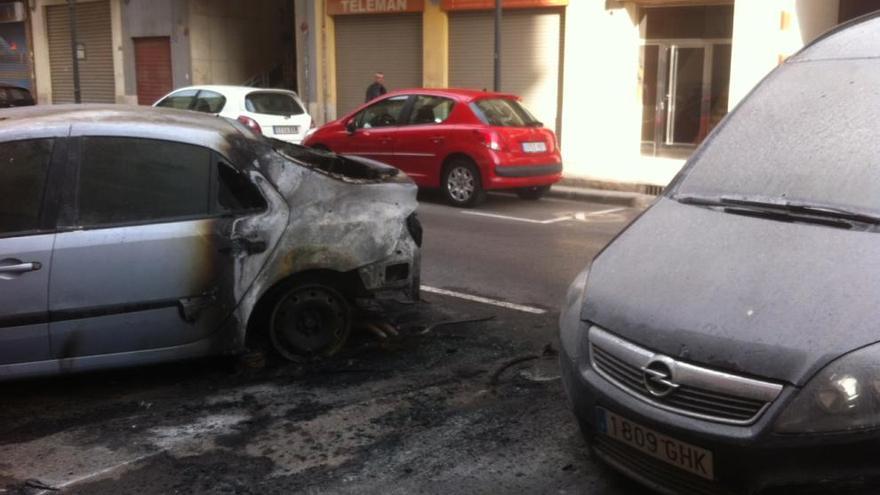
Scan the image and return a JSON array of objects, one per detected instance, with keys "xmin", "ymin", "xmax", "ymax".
[
  {"xmin": 641, "ymin": 40, "xmax": 731, "ymax": 157},
  {"xmin": 639, "ymin": 5, "xmax": 734, "ymax": 158}
]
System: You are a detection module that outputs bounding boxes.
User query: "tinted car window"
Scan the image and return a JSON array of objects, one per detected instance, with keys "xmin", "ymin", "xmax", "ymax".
[
  {"xmin": 8, "ymin": 88, "xmax": 31, "ymax": 102},
  {"xmin": 216, "ymin": 162, "xmax": 267, "ymax": 213},
  {"xmin": 0, "ymin": 139, "xmax": 52, "ymax": 235},
  {"xmin": 674, "ymin": 59, "xmax": 880, "ymax": 213},
  {"xmin": 245, "ymin": 92, "xmax": 304, "ymax": 116},
  {"xmin": 194, "ymin": 90, "xmax": 226, "ymax": 113},
  {"xmin": 355, "ymin": 96, "xmax": 409, "ymax": 129},
  {"xmin": 472, "ymin": 98, "xmax": 539, "ymax": 127},
  {"xmin": 408, "ymin": 96, "xmax": 454, "ymax": 125},
  {"xmin": 79, "ymin": 137, "xmax": 211, "ymax": 226},
  {"xmin": 155, "ymin": 88, "xmax": 198, "ymax": 109}
]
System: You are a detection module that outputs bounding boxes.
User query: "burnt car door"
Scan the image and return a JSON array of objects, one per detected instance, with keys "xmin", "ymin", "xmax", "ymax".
[
  {"xmin": 48, "ymin": 135, "xmax": 278, "ymax": 360},
  {"xmin": 0, "ymin": 138, "xmax": 61, "ymax": 366}
]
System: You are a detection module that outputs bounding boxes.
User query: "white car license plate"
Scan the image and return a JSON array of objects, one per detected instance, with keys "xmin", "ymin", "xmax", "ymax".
[
  {"xmin": 597, "ymin": 408, "xmax": 714, "ymax": 480},
  {"xmin": 521, "ymin": 141, "xmax": 547, "ymax": 153},
  {"xmin": 273, "ymin": 125, "xmax": 300, "ymax": 135}
]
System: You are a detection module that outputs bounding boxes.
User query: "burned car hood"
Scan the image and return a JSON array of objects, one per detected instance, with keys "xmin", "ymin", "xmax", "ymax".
[
  {"xmin": 581, "ymin": 197, "xmax": 880, "ymax": 386},
  {"xmin": 269, "ymin": 139, "xmax": 402, "ymax": 183}
]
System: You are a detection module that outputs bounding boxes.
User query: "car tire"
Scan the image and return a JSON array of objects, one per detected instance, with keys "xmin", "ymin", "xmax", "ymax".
[
  {"xmin": 268, "ymin": 283, "xmax": 352, "ymax": 362},
  {"xmin": 441, "ymin": 158, "xmax": 486, "ymax": 207},
  {"xmin": 516, "ymin": 185, "xmax": 551, "ymax": 200}
]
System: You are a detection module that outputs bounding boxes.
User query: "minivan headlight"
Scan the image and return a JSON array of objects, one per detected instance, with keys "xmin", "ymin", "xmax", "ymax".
[{"xmin": 775, "ymin": 342, "xmax": 880, "ymax": 433}]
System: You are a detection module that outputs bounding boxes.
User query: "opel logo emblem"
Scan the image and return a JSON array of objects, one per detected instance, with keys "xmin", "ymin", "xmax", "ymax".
[{"xmin": 642, "ymin": 358, "xmax": 679, "ymax": 398}]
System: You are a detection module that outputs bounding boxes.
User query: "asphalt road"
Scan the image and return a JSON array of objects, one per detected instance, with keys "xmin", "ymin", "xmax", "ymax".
[
  {"xmin": 0, "ymin": 192, "xmax": 648, "ymax": 495},
  {"xmin": 418, "ymin": 191, "xmax": 642, "ymax": 310}
]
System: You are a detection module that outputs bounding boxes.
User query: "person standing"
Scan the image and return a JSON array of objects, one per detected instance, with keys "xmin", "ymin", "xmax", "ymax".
[{"xmin": 365, "ymin": 72, "xmax": 387, "ymax": 102}]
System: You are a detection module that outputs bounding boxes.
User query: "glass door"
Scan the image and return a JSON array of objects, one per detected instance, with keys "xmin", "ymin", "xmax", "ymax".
[
  {"xmin": 641, "ymin": 41, "xmax": 731, "ymax": 157},
  {"xmin": 666, "ymin": 45, "xmax": 705, "ymax": 146}
]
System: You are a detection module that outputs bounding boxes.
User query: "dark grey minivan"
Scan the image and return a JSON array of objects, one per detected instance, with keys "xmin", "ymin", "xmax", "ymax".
[
  {"xmin": 561, "ymin": 14, "xmax": 880, "ymax": 495},
  {"xmin": 0, "ymin": 105, "xmax": 420, "ymax": 380}
]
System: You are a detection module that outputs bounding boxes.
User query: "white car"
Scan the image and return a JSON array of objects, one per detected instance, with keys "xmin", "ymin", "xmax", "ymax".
[{"xmin": 154, "ymin": 85, "xmax": 312, "ymax": 144}]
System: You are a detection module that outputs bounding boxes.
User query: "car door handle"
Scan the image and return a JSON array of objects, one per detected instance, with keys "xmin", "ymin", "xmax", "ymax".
[
  {"xmin": 0, "ymin": 261, "xmax": 42, "ymax": 274},
  {"xmin": 380, "ymin": 138, "xmax": 393, "ymax": 145},
  {"xmin": 430, "ymin": 136, "xmax": 445, "ymax": 144}
]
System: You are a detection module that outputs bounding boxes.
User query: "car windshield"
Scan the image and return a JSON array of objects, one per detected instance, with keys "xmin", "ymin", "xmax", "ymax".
[
  {"xmin": 246, "ymin": 92, "xmax": 304, "ymax": 116},
  {"xmin": 471, "ymin": 98, "xmax": 540, "ymax": 127},
  {"xmin": 673, "ymin": 57, "xmax": 880, "ymax": 214}
]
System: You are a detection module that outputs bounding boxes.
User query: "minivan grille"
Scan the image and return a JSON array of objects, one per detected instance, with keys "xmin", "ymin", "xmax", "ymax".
[{"xmin": 589, "ymin": 326, "xmax": 782, "ymax": 425}]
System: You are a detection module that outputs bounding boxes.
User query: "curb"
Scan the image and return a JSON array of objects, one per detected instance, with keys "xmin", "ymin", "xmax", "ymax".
[{"xmin": 547, "ymin": 185, "xmax": 655, "ymax": 209}]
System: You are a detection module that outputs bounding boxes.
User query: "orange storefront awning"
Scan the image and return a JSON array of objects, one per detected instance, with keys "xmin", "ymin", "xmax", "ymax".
[{"xmin": 327, "ymin": 0, "xmax": 425, "ymax": 16}]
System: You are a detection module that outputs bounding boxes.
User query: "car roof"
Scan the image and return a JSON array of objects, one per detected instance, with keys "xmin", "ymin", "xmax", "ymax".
[
  {"xmin": 382, "ymin": 88, "xmax": 520, "ymax": 102},
  {"xmin": 167, "ymin": 85, "xmax": 300, "ymax": 98},
  {"xmin": 0, "ymin": 104, "xmax": 249, "ymax": 156}
]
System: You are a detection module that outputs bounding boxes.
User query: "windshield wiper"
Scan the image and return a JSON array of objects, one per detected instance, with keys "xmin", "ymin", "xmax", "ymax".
[{"xmin": 675, "ymin": 193, "xmax": 880, "ymax": 227}]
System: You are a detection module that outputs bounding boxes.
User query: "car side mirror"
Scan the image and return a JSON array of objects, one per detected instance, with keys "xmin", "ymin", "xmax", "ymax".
[{"xmin": 346, "ymin": 120, "xmax": 357, "ymax": 134}]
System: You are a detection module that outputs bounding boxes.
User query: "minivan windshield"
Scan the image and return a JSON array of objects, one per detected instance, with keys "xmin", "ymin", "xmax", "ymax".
[
  {"xmin": 471, "ymin": 98, "xmax": 541, "ymax": 127},
  {"xmin": 673, "ymin": 58, "xmax": 880, "ymax": 215}
]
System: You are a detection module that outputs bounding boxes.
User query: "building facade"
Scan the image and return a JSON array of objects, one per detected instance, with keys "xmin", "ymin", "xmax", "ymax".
[
  {"xmin": 18, "ymin": 0, "xmax": 296, "ymax": 106},
  {"xmin": 296, "ymin": 0, "xmax": 880, "ymax": 191},
  {"xmin": 3, "ymin": 0, "xmax": 876, "ymax": 192}
]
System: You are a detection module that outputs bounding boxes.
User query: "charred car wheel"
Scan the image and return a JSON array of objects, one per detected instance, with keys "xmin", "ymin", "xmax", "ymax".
[
  {"xmin": 269, "ymin": 284, "xmax": 352, "ymax": 361},
  {"xmin": 516, "ymin": 185, "xmax": 550, "ymax": 200},
  {"xmin": 442, "ymin": 159, "xmax": 485, "ymax": 207}
]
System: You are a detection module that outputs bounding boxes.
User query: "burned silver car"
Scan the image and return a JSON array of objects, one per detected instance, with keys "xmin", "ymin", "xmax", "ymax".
[{"xmin": 0, "ymin": 105, "xmax": 420, "ymax": 379}]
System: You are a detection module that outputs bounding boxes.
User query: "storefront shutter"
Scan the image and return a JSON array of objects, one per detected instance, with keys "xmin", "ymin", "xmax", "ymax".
[
  {"xmin": 334, "ymin": 14, "xmax": 422, "ymax": 116},
  {"xmin": 47, "ymin": 0, "xmax": 114, "ymax": 103},
  {"xmin": 449, "ymin": 9, "xmax": 562, "ymax": 132}
]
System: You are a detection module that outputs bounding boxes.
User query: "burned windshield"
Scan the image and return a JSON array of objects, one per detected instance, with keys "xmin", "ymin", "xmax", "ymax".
[{"xmin": 673, "ymin": 57, "xmax": 880, "ymax": 214}]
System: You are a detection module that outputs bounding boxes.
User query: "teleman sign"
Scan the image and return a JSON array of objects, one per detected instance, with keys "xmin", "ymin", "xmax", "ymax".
[{"xmin": 327, "ymin": 0, "xmax": 425, "ymax": 15}]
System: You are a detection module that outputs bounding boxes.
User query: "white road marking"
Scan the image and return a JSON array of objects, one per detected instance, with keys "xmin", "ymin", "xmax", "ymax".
[
  {"xmin": 584, "ymin": 207, "xmax": 627, "ymax": 217},
  {"xmin": 462, "ymin": 207, "xmax": 627, "ymax": 225},
  {"xmin": 421, "ymin": 286, "xmax": 547, "ymax": 314},
  {"xmin": 461, "ymin": 211, "xmax": 572, "ymax": 224},
  {"xmin": 35, "ymin": 452, "xmax": 162, "ymax": 494}
]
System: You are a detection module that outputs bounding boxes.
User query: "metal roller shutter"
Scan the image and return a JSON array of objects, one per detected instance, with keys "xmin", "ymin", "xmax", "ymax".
[
  {"xmin": 334, "ymin": 14, "xmax": 422, "ymax": 116},
  {"xmin": 449, "ymin": 9, "xmax": 562, "ymax": 132},
  {"xmin": 134, "ymin": 37, "xmax": 172, "ymax": 105},
  {"xmin": 47, "ymin": 0, "xmax": 114, "ymax": 103}
]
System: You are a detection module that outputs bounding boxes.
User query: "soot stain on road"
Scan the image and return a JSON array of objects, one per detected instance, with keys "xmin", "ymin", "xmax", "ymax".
[{"xmin": 1, "ymin": 298, "xmax": 638, "ymax": 495}]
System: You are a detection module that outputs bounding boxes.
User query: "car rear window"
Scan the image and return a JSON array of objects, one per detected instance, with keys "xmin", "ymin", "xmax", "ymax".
[
  {"xmin": 471, "ymin": 98, "xmax": 540, "ymax": 127},
  {"xmin": 246, "ymin": 92, "xmax": 304, "ymax": 116},
  {"xmin": 155, "ymin": 89, "xmax": 198, "ymax": 109},
  {"xmin": 673, "ymin": 58, "xmax": 880, "ymax": 214},
  {"xmin": 194, "ymin": 90, "xmax": 226, "ymax": 113}
]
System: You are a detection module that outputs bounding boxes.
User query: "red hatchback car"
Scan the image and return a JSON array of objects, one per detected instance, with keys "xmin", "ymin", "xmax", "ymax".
[{"xmin": 303, "ymin": 89, "xmax": 563, "ymax": 207}]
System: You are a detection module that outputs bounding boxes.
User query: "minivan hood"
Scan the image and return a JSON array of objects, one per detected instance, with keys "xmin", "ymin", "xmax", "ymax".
[{"xmin": 581, "ymin": 197, "xmax": 880, "ymax": 386}]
